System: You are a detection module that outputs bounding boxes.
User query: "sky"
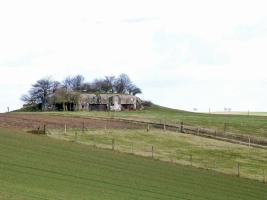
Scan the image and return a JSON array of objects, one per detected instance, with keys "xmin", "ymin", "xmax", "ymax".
[{"xmin": 1, "ymin": 0, "xmax": 267, "ymax": 113}]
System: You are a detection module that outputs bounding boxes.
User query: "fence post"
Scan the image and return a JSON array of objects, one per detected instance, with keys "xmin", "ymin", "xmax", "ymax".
[
  {"xmin": 197, "ymin": 127, "xmax": 200, "ymax": 135},
  {"xmin": 263, "ymin": 169, "xmax": 266, "ymax": 183},
  {"xmin": 163, "ymin": 122, "xmax": 166, "ymax": 131},
  {"xmin": 248, "ymin": 136, "xmax": 251, "ymax": 147},
  {"xmin": 180, "ymin": 122, "xmax": 184, "ymax": 133},
  {"xmin": 43, "ymin": 124, "xmax": 46, "ymax": 135},
  {"xmin": 75, "ymin": 132, "xmax": 77, "ymax": 141},
  {"xmin": 152, "ymin": 146, "xmax": 154, "ymax": 158},
  {"xmin": 112, "ymin": 139, "xmax": 115, "ymax": 151},
  {"xmin": 64, "ymin": 124, "xmax": 67, "ymax": 135},
  {"xmin": 237, "ymin": 162, "xmax": 240, "ymax": 177},
  {"xmin": 147, "ymin": 124, "xmax": 150, "ymax": 132},
  {"xmin": 82, "ymin": 121, "xmax": 85, "ymax": 133},
  {"xmin": 93, "ymin": 135, "xmax": 96, "ymax": 147},
  {"xmin": 190, "ymin": 154, "xmax": 192, "ymax": 166}
]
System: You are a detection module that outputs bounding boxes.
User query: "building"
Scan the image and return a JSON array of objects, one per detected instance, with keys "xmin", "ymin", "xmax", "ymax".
[
  {"xmin": 49, "ymin": 93, "xmax": 143, "ymax": 111},
  {"xmin": 78, "ymin": 94, "xmax": 142, "ymax": 111}
]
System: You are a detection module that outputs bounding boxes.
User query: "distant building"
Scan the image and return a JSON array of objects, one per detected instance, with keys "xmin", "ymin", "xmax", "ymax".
[{"xmin": 49, "ymin": 93, "xmax": 143, "ymax": 112}]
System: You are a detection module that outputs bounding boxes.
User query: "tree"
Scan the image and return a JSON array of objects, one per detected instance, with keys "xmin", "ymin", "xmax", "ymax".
[
  {"xmin": 114, "ymin": 73, "xmax": 132, "ymax": 94},
  {"xmin": 62, "ymin": 75, "xmax": 85, "ymax": 92},
  {"xmin": 62, "ymin": 76, "xmax": 73, "ymax": 91},
  {"xmin": 103, "ymin": 76, "xmax": 116, "ymax": 93},
  {"xmin": 71, "ymin": 75, "xmax": 85, "ymax": 91},
  {"xmin": 128, "ymin": 84, "xmax": 142, "ymax": 95},
  {"xmin": 21, "ymin": 78, "xmax": 56, "ymax": 111}
]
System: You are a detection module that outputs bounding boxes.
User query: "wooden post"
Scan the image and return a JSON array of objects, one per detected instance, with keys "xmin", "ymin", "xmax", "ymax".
[
  {"xmin": 93, "ymin": 135, "xmax": 96, "ymax": 147},
  {"xmin": 248, "ymin": 137, "xmax": 251, "ymax": 147},
  {"xmin": 263, "ymin": 169, "xmax": 266, "ymax": 183},
  {"xmin": 163, "ymin": 123, "xmax": 166, "ymax": 131},
  {"xmin": 112, "ymin": 139, "xmax": 115, "ymax": 151},
  {"xmin": 197, "ymin": 128, "xmax": 200, "ymax": 136},
  {"xmin": 224, "ymin": 123, "xmax": 227, "ymax": 133},
  {"xmin": 82, "ymin": 121, "xmax": 85, "ymax": 133},
  {"xmin": 180, "ymin": 122, "xmax": 184, "ymax": 133},
  {"xmin": 152, "ymin": 146, "xmax": 154, "ymax": 158},
  {"xmin": 237, "ymin": 163, "xmax": 240, "ymax": 177},
  {"xmin": 64, "ymin": 124, "xmax": 67, "ymax": 135},
  {"xmin": 75, "ymin": 132, "xmax": 77, "ymax": 141},
  {"xmin": 147, "ymin": 124, "xmax": 150, "ymax": 132},
  {"xmin": 43, "ymin": 124, "xmax": 46, "ymax": 135}
]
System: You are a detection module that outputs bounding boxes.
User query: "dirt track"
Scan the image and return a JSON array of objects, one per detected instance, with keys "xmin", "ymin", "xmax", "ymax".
[{"xmin": 0, "ymin": 113, "xmax": 144, "ymax": 130}]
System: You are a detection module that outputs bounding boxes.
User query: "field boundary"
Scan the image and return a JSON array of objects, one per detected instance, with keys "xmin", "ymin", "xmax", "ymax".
[{"xmin": 48, "ymin": 114, "xmax": 267, "ymax": 149}]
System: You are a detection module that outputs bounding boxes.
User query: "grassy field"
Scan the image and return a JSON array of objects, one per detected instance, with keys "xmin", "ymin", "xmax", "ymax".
[
  {"xmin": 48, "ymin": 128, "xmax": 267, "ymax": 181},
  {"xmin": 212, "ymin": 112, "xmax": 267, "ymax": 116},
  {"xmin": 37, "ymin": 105, "xmax": 267, "ymax": 139},
  {"xmin": 0, "ymin": 128, "xmax": 266, "ymax": 200}
]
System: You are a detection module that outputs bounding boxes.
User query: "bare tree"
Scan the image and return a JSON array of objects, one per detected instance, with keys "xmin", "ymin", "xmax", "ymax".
[
  {"xmin": 114, "ymin": 73, "xmax": 132, "ymax": 94},
  {"xmin": 128, "ymin": 84, "xmax": 142, "ymax": 95},
  {"xmin": 71, "ymin": 75, "xmax": 85, "ymax": 91},
  {"xmin": 21, "ymin": 77, "xmax": 56, "ymax": 110}
]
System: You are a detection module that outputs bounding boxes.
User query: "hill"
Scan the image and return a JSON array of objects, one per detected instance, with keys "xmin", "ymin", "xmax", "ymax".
[
  {"xmin": 0, "ymin": 127, "xmax": 266, "ymax": 200},
  {"xmin": 38, "ymin": 105, "xmax": 267, "ymax": 140}
]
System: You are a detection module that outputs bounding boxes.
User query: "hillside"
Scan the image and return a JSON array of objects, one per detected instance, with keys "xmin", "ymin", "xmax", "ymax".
[
  {"xmin": 36, "ymin": 105, "xmax": 267, "ymax": 139},
  {"xmin": 0, "ymin": 127, "xmax": 266, "ymax": 200}
]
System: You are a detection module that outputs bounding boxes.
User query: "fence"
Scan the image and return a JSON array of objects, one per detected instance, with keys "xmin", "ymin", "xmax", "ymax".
[
  {"xmin": 33, "ymin": 123, "xmax": 267, "ymax": 183},
  {"xmin": 61, "ymin": 116, "xmax": 267, "ymax": 148}
]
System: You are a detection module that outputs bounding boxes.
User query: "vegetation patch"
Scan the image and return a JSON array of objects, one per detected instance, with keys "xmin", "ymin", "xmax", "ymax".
[
  {"xmin": 0, "ymin": 127, "xmax": 266, "ymax": 200},
  {"xmin": 48, "ymin": 127, "xmax": 267, "ymax": 182}
]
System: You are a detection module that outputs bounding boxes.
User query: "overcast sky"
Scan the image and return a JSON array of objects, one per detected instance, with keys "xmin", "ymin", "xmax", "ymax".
[{"xmin": 1, "ymin": 0, "xmax": 267, "ymax": 113}]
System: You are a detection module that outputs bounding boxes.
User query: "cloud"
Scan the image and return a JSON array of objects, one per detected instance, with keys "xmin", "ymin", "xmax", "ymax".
[
  {"xmin": 1, "ymin": 0, "xmax": 267, "ymax": 112},
  {"xmin": 153, "ymin": 32, "xmax": 230, "ymax": 66},
  {"xmin": 121, "ymin": 17, "xmax": 158, "ymax": 24}
]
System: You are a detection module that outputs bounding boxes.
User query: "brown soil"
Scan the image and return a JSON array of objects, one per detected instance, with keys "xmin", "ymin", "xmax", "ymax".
[{"xmin": 0, "ymin": 113, "xmax": 144, "ymax": 130}]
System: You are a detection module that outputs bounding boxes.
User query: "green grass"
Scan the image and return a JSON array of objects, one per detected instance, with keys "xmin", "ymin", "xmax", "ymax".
[
  {"xmin": 33, "ymin": 105, "xmax": 267, "ymax": 139},
  {"xmin": 212, "ymin": 112, "xmax": 267, "ymax": 116},
  {"xmin": 0, "ymin": 128, "xmax": 267, "ymax": 200},
  {"xmin": 48, "ymin": 128, "xmax": 267, "ymax": 181}
]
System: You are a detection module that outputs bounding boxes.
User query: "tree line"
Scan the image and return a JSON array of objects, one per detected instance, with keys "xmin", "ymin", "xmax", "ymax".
[{"xmin": 21, "ymin": 74, "xmax": 142, "ymax": 111}]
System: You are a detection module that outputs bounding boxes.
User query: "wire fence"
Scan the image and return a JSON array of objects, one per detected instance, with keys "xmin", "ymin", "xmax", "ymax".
[{"xmin": 33, "ymin": 124, "xmax": 267, "ymax": 183}]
